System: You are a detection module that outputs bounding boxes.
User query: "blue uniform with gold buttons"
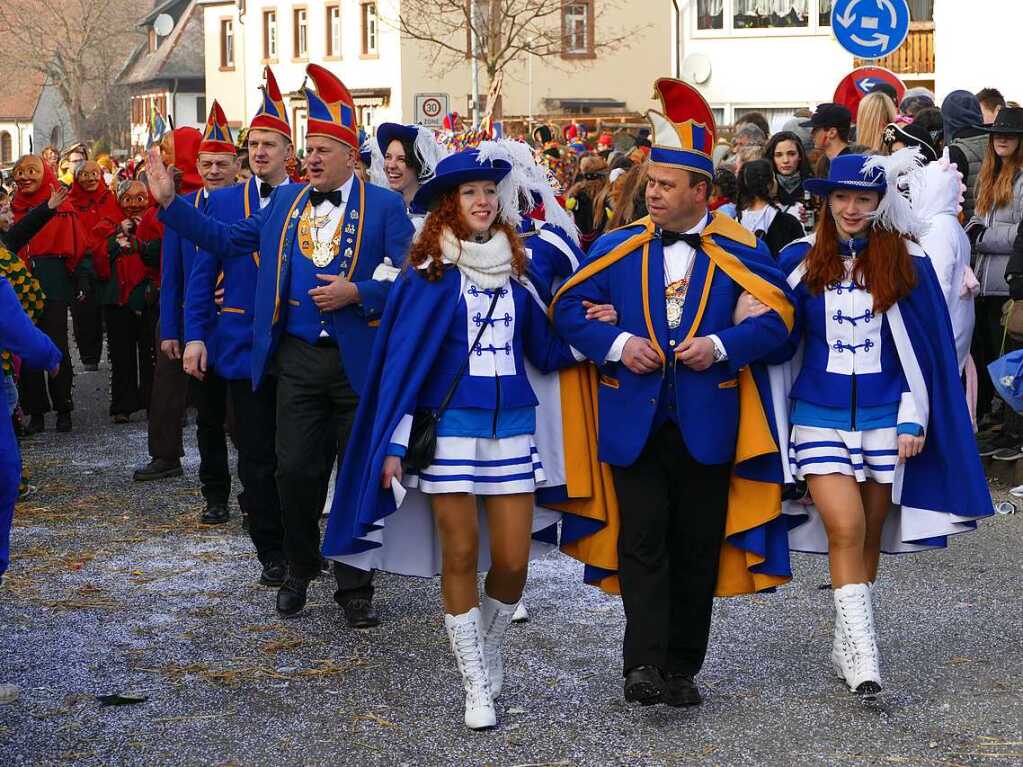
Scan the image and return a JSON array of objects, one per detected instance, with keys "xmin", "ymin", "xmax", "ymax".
[{"xmin": 159, "ymin": 174, "xmax": 413, "ymax": 393}]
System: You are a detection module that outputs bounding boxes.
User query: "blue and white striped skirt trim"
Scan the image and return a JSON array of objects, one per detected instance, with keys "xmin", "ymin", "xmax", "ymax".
[
  {"xmin": 406, "ymin": 434, "xmax": 546, "ymax": 495},
  {"xmin": 789, "ymin": 425, "xmax": 898, "ymax": 484}
]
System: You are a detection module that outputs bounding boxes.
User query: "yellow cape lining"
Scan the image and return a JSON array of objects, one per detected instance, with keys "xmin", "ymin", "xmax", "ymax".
[{"xmin": 549, "ymin": 212, "xmax": 793, "ymax": 596}]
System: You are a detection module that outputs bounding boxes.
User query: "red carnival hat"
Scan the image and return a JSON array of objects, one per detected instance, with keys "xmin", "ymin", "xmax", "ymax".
[
  {"xmin": 199, "ymin": 100, "xmax": 236, "ymax": 155},
  {"xmin": 647, "ymin": 78, "xmax": 716, "ymax": 180},
  {"xmin": 304, "ymin": 64, "xmax": 358, "ymax": 148},
  {"xmin": 249, "ymin": 66, "xmax": 292, "ymax": 141}
]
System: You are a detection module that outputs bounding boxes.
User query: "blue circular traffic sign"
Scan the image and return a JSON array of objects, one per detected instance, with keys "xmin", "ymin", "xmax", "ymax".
[{"xmin": 831, "ymin": 0, "xmax": 911, "ymax": 60}]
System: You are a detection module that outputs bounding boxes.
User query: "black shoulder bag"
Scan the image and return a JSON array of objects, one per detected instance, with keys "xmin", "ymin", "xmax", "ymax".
[{"xmin": 404, "ymin": 288, "xmax": 501, "ymax": 472}]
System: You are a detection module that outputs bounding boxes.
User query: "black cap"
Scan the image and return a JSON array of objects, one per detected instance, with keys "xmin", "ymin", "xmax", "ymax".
[
  {"xmin": 866, "ymin": 81, "xmax": 898, "ymax": 102},
  {"xmin": 800, "ymin": 103, "xmax": 852, "ymax": 133}
]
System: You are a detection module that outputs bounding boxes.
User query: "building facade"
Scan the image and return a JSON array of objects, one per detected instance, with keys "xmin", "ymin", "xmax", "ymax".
[
  {"xmin": 119, "ymin": 0, "xmax": 208, "ymax": 153},
  {"xmin": 201, "ymin": 0, "xmax": 672, "ymax": 149}
]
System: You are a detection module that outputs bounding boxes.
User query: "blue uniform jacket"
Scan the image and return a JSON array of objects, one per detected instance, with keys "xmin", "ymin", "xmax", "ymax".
[
  {"xmin": 184, "ymin": 178, "xmax": 260, "ymax": 381},
  {"xmin": 0, "ymin": 275, "xmax": 61, "ymax": 577},
  {"xmin": 159, "ymin": 189, "xmax": 208, "ymax": 343},
  {"xmin": 554, "ymin": 216, "xmax": 793, "ymax": 467},
  {"xmin": 159, "ymin": 175, "xmax": 414, "ymax": 392},
  {"xmin": 522, "ymin": 222, "xmax": 584, "ymax": 304},
  {"xmin": 415, "ymin": 272, "xmax": 576, "ymax": 412}
]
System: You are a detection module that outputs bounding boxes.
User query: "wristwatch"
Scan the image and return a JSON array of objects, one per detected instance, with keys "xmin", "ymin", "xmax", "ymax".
[{"xmin": 711, "ymin": 343, "xmax": 726, "ymax": 363}]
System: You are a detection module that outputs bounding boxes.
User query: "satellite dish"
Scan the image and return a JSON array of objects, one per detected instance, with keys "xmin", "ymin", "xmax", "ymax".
[
  {"xmin": 153, "ymin": 13, "xmax": 174, "ymax": 37},
  {"xmin": 682, "ymin": 53, "xmax": 712, "ymax": 85}
]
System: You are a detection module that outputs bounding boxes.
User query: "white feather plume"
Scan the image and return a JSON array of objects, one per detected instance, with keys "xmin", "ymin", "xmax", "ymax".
[
  {"xmin": 862, "ymin": 147, "xmax": 928, "ymax": 239},
  {"xmin": 475, "ymin": 138, "xmax": 580, "ymax": 243},
  {"xmin": 363, "ymin": 135, "xmax": 388, "ymax": 188},
  {"xmin": 412, "ymin": 126, "xmax": 449, "ymax": 183}
]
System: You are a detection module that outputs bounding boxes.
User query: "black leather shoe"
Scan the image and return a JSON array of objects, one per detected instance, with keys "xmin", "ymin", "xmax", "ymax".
[
  {"xmin": 200, "ymin": 502, "xmax": 229, "ymax": 525},
  {"xmin": 55, "ymin": 412, "xmax": 72, "ymax": 432},
  {"xmin": 338, "ymin": 597, "xmax": 380, "ymax": 629},
  {"xmin": 133, "ymin": 458, "xmax": 183, "ymax": 482},
  {"xmin": 27, "ymin": 414, "xmax": 45, "ymax": 434},
  {"xmin": 663, "ymin": 672, "xmax": 703, "ymax": 707},
  {"xmin": 623, "ymin": 665, "xmax": 665, "ymax": 706},
  {"xmin": 260, "ymin": 561, "xmax": 287, "ymax": 587},
  {"xmin": 112, "ymin": 414, "xmax": 130, "ymax": 424},
  {"xmin": 276, "ymin": 577, "xmax": 309, "ymax": 618}
]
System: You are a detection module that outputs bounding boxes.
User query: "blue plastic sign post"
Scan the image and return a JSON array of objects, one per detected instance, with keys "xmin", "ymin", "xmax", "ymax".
[{"xmin": 832, "ymin": 0, "xmax": 911, "ymax": 59}]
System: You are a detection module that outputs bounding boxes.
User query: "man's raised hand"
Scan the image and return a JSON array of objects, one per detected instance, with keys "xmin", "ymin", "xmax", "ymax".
[{"xmin": 145, "ymin": 145, "xmax": 175, "ymax": 208}]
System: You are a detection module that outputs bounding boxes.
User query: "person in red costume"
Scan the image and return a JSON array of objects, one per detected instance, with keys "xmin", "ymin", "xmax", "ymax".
[
  {"xmin": 92, "ymin": 180, "xmax": 161, "ymax": 423},
  {"xmin": 11, "ymin": 154, "xmax": 86, "ymax": 434},
  {"xmin": 133, "ymin": 127, "xmax": 204, "ymax": 482},
  {"xmin": 70, "ymin": 160, "xmax": 123, "ymax": 372}
]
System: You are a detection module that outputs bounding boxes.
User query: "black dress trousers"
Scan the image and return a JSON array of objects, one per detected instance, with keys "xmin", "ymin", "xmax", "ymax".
[
  {"xmin": 272, "ymin": 334, "xmax": 373, "ymax": 601},
  {"xmin": 71, "ymin": 290, "xmax": 104, "ymax": 365},
  {"xmin": 188, "ymin": 370, "xmax": 231, "ymax": 506},
  {"xmin": 229, "ymin": 376, "xmax": 284, "ymax": 565},
  {"xmin": 612, "ymin": 422, "xmax": 732, "ymax": 678},
  {"xmin": 105, "ymin": 304, "xmax": 155, "ymax": 417},
  {"xmin": 19, "ymin": 299, "xmax": 74, "ymax": 416}
]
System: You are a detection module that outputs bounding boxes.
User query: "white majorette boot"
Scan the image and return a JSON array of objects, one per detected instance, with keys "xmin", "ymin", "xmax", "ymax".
[
  {"xmin": 444, "ymin": 608, "xmax": 497, "ymax": 730},
  {"xmin": 830, "ymin": 581, "xmax": 874, "ymax": 680},
  {"xmin": 833, "ymin": 583, "xmax": 882, "ymax": 696},
  {"xmin": 480, "ymin": 593, "xmax": 518, "ymax": 699},
  {"xmin": 512, "ymin": 602, "xmax": 529, "ymax": 623}
]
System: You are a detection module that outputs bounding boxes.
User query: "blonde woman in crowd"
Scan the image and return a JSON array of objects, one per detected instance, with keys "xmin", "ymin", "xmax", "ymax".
[{"xmin": 855, "ymin": 93, "xmax": 898, "ymax": 153}]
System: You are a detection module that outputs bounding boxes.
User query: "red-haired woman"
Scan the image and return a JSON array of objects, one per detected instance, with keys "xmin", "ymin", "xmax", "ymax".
[
  {"xmin": 748, "ymin": 154, "xmax": 991, "ymax": 698},
  {"xmin": 322, "ymin": 148, "xmax": 614, "ymax": 730}
]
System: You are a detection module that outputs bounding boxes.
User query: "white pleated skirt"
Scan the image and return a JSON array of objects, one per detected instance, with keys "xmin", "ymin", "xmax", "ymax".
[
  {"xmin": 406, "ymin": 434, "xmax": 546, "ymax": 495},
  {"xmin": 789, "ymin": 425, "xmax": 899, "ymax": 485}
]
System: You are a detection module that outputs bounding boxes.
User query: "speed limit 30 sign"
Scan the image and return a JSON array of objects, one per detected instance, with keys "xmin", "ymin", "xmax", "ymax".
[{"xmin": 414, "ymin": 93, "xmax": 449, "ymax": 128}]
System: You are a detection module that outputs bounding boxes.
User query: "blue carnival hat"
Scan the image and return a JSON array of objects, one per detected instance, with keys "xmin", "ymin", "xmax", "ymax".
[
  {"xmin": 804, "ymin": 154, "xmax": 887, "ymax": 197},
  {"xmin": 411, "ymin": 149, "xmax": 510, "ymax": 212},
  {"xmin": 376, "ymin": 122, "xmax": 418, "ymax": 155}
]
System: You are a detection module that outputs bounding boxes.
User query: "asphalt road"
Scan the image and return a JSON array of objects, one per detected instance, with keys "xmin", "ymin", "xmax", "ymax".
[{"xmin": 1, "ymin": 360, "xmax": 1020, "ymax": 767}]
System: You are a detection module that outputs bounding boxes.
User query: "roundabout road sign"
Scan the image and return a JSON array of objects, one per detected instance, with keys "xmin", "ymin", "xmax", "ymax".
[{"xmin": 832, "ymin": 0, "xmax": 911, "ymax": 60}]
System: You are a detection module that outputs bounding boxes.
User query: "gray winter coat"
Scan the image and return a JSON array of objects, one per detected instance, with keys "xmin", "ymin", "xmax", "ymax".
[{"xmin": 971, "ymin": 171, "xmax": 1023, "ymax": 296}]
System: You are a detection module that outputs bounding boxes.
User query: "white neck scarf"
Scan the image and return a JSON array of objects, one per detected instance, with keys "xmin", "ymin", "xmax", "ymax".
[{"xmin": 439, "ymin": 227, "xmax": 513, "ymax": 290}]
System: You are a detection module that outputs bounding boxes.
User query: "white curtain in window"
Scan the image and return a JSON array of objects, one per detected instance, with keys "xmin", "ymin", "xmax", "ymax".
[
  {"xmin": 699, "ymin": 0, "xmax": 725, "ymax": 16},
  {"xmin": 735, "ymin": 0, "xmax": 808, "ymax": 17},
  {"xmin": 820, "ymin": 0, "xmax": 833, "ymax": 15}
]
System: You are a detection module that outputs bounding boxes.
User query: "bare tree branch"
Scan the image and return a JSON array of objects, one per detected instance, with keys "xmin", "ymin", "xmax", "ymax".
[
  {"xmin": 0, "ymin": 0, "xmax": 144, "ymax": 148},
  {"xmin": 389, "ymin": 0, "xmax": 645, "ymax": 117}
]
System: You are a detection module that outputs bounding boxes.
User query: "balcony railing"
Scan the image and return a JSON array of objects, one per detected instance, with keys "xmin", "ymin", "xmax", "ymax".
[{"xmin": 854, "ymin": 22, "xmax": 934, "ymax": 75}]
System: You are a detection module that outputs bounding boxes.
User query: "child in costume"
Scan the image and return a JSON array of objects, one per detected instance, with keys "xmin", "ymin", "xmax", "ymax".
[{"xmin": 756, "ymin": 151, "xmax": 992, "ymax": 696}]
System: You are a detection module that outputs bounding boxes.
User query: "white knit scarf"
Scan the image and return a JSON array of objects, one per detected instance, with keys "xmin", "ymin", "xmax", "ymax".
[{"xmin": 439, "ymin": 227, "xmax": 513, "ymax": 290}]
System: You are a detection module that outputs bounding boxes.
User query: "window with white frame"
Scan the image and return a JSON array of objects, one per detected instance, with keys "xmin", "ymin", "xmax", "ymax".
[
  {"xmin": 327, "ymin": 5, "xmax": 342, "ymax": 57},
  {"xmin": 563, "ymin": 2, "xmax": 592, "ymax": 55},
  {"xmin": 220, "ymin": 19, "xmax": 234, "ymax": 68},
  {"xmin": 294, "ymin": 8, "xmax": 308, "ymax": 59},
  {"xmin": 264, "ymin": 10, "xmax": 277, "ymax": 59},
  {"xmin": 362, "ymin": 2, "xmax": 378, "ymax": 55}
]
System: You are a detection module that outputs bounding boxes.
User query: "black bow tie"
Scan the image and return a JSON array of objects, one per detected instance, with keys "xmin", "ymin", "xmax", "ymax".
[
  {"xmin": 259, "ymin": 181, "xmax": 275, "ymax": 199},
  {"xmin": 309, "ymin": 189, "xmax": 344, "ymax": 208},
  {"xmin": 660, "ymin": 229, "xmax": 703, "ymax": 249}
]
